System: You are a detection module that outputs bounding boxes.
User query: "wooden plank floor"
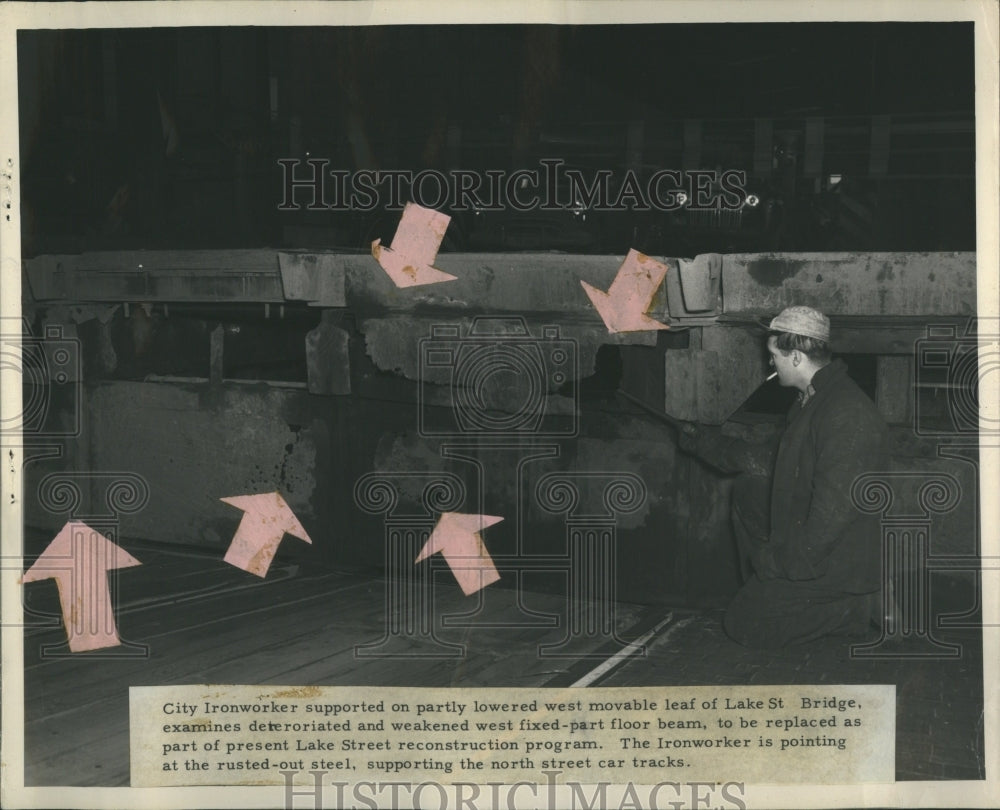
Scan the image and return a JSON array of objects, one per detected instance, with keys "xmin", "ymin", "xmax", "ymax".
[
  {"xmin": 20, "ymin": 542, "xmax": 649, "ymax": 786},
  {"xmin": 19, "ymin": 543, "xmax": 984, "ymax": 786},
  {"xmin": 599, "ymin": 578, "xmax": 985, "ymax": 782}
]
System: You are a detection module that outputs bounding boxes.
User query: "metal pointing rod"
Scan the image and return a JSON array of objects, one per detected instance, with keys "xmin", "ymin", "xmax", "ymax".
[{"xmin": 616, "ymin": 372, "xmax": 778, "ymax": 431}]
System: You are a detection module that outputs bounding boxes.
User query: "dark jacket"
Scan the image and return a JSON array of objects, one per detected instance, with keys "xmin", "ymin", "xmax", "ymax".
[{"xmin": 752, "ymin": 360, "xmax": 889, "ymax": 592}]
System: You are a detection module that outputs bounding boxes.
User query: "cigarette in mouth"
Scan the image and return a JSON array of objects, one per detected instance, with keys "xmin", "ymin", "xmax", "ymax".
[{"xmin": 766, "ymin": 372, "xmax": 778, "ymax": 382}]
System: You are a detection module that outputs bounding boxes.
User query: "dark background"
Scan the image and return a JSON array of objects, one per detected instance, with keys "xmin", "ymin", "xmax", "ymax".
[{"xmin": 19, "ymin": 23, "xmax": 976, "ymax": 257}]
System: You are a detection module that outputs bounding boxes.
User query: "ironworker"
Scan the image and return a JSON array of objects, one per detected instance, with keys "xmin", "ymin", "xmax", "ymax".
[{"xmin": 681, "ymin": 306, "xmax": 889, "ymax": 647}]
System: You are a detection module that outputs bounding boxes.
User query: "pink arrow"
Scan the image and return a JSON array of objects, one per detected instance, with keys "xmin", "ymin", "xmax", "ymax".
[
  {"xmin": 21, "ymin": 522, "xmax": 141, "ymax": 652},
  {"xmin": 580, "ymin": 248, "xmax": 671, "ymax": 333},
  {"xmin": 371, "ymin": 202, "xmax": 457, "ymax": 287},
  {"xmin": 415, "ymin": 512, "xmax": 503, "ymax": 595},
  {"xmin": 220, "ymin": 492, "xmax": 312, "ymax": 578}
]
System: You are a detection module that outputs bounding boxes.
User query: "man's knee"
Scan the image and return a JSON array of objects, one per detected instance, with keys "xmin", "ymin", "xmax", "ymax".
[{"xmin": 724, "ymin": 583, "xmax": 875, "ymax": 648}]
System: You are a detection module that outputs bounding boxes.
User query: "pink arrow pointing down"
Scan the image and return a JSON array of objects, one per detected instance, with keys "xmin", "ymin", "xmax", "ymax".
[
  {"xmin": 371, "ymin": 202, "xmax": 457, "ymax": 287},
  {"xmin": 21, "ymin": 522, "xmax": 141, "ymax": 652},
  {"xmin": 221, "ymin": 492, "xmax": 312, "ymax": 578},
  {"xmin": 580, "ymin": 248, "xmax": 671, "ymax": 333},
  {"xmin": 415, "ymin": 512, "xmax": 503, "ymax": 595}
]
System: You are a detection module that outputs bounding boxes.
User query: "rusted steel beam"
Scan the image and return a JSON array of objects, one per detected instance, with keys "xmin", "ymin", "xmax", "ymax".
[
  {"xmin": 721, "ymin": 252, "xmax": 976, "ymax": 317},
  {"xmin": 343, "ymin": 252, "xmax": 671, "ymax": 320},
  {"xmin": 24, "ymin": 249, "xmax": 977, "ymax": 321},
  {"xmin": 25, "ymin": 250, "xmax": 285, "ymax": 303}
]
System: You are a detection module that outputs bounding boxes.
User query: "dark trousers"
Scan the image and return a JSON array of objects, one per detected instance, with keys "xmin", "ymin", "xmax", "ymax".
[{"xmin": 722, "ymin": 475, "xmax": 873, "ymax": 648}]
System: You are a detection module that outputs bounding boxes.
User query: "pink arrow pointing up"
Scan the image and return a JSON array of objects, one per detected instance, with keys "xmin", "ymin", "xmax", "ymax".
[
  {"xmin": 371, "ymin": 202, "xmax": 457, "ymax": 287},
  {"xmin": 415, "ymin": 512, "xmax": 503, "ymax": 595},
  {"xmin": 580, "ymin": 248, "xmax": 671, "ymax": 333},
  {"xmin": 220, "ymin": 492, "xmax": 312, "ymax": 578},
  {"xmin": 21, "ymin": 522, "xmax": 141, "ymax": 653}
]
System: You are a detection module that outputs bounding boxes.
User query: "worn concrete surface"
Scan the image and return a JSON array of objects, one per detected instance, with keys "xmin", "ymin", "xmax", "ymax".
[
  {"xmin": 361, "ymin": 315, "xmax": 654, "ymax": 385},
  {"xmin": 22, "ymin": 369, "xmax": 981, "ymax": 608},
  {"xmin": 67, "ymin": 382, "xmax": 319, "ymax": 551},
  {"xmin": 305, "ymin": 312, "xmax": 351, "ymax": 394},
  {"xmin": 663, "ymin": 325, "xmax": 770, "ymax": 423}
]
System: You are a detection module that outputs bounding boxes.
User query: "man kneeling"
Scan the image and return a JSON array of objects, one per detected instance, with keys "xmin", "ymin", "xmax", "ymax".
[{"xmin": 682, "ymin": 306, "xmax": 889, "ymax": 648}]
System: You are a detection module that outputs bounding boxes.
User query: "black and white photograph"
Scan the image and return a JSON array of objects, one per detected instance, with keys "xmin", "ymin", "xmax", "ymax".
[{"xmin": 1, "ymin": 2, "xmax": 997, "ymax": 808}]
